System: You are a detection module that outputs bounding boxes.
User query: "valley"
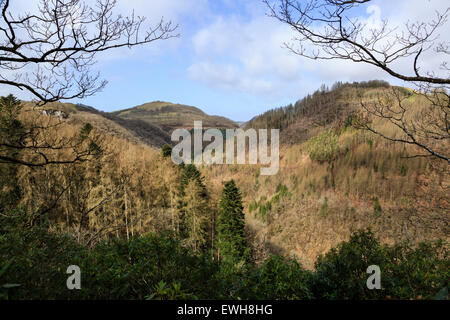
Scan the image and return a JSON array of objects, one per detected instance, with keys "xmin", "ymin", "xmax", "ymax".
[
  {"xmin": 1, "ymin": 81, "xmax": 448, "ymax": 300},
  {"xmin": 11, "ymin": 81, "xmax": 449, "ymax": 268}
]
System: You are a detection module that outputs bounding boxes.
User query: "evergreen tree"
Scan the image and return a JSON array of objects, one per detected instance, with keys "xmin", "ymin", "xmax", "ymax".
[
  {"xmin": 179, "ymin": 164, "xmax": 206, "ymax": 198},
  {"xmin": 216, "ymin": 180, "xmax": 249, "ymax": 264}
]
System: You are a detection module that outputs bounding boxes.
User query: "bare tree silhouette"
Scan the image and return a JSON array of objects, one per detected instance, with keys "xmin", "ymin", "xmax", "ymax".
[
  {"xmin": 264, "ymin": 0, "xmax": 449, "ymax": 163},
  {"xmin": 0, "ymin": 0, "xmax": 178, "ymax": 103}
]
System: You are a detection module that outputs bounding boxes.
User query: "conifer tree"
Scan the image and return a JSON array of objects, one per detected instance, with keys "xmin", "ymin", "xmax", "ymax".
[
  {"xmin": 216, "ymin": 180, "xmax": 249, "ymax": 264},
  {"xmin": 179, "ymin": 164, "xmax": 206, "ymax": 198}
]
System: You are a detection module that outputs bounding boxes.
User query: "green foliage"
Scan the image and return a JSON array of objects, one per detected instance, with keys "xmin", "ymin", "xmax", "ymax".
[
  {"xmin": 0, "ymin": 95, "xmax": 25, "ymax": 145},
  {"xmin": 181, "ymin": 180, "xmax": 210, "ymax": 253},
  {"xmin": 0, "ymin": 95, "xmax": 25, "ymax": 210},
  {"xmin": 311, "ymin": 230, "xmax": 386, "ymax": 299},
  {"xmin": 0, "ymin": 209, "xmax": 88, "ymax": 299},
  {"xmin": 380, "ymin": 241, "xmax": 449, "ymax": 300},
  {"xmin": 344, "ymin": 114, "xmax": 356, "ymax": 128},
  {"xmin": 400, "ymin": 164, "xmax": 408, "ymax": 176},
  {"xmin": 217, "ymin": 180, "xmax": 250, "ymax": 265},
  {"xmin": 251, "ymin": 185, "xmax": 289, "ymax": 222},
  {"xmin": 177, "ymin": 164, "xmax": 209, "ymax": 245},
  {"xmin": 1, "ymin": 208, "xmax": 447, "ymax": 300},
  {"xmin": 434, "ymin": 287, "xmax": 448, "ymax": 300},
  {"xmin": 275, "ymin": 183, "xmax": 288, "ymax": 197},
  {"xmin": 78, "ymin": 123, "xmax": 102, "ymax": 157},
  {"xmin": 311, "ymin": 230, "xmax": 449, "ymax": 300},
  {"xmin": 307, "ymin": 129, "xmax": 340, "ymax": 163},
  {"xmin": 319, "ymin": 197, "xmax": 329, "ymax": 217},
  {"xmin": 81, "ymin": 234, "xmax": 219, "ymax": 299},
  {"xmin": 236, "ymin": 255, "xmax": 313, "ymax": 300},
  {"xmin": 0, "ymin": 209, "xmax": 220, "ymax": 300},
  {"xmin": 178, "ymin": 164, "xmax": 206, "ymax": 197},
  {"xmin": 0, "ymin": 259, "xmax": 20, "ymax": 300},
  {"xmin": 258, "ymin": 201, "xmax": 271, "ymax": 221},
  {"xmin": 248, "ymin": 200, "xmax": 258, "ymax": 213},
  {"xmin": 146, "ymin": 281, "xmax": 197, "ymax": 300},
  {"xmin": 80, "ymin": 123, "xmax": 93, "ymax": 139}
]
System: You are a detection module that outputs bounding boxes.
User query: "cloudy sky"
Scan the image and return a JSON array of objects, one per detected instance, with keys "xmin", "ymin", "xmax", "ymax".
[{"xmin": 3, "ymin": 0, "xmax": 449, "ymax": 121}]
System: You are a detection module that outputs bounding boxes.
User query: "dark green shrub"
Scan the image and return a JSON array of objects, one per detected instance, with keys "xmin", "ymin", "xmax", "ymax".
[
  {"xmin": 236, "ymin": 255, "xmax": 313, "ymax": 300},
  {"xmin": 311, "ymin": 230, "xmax": 449, "ymax": 300}
]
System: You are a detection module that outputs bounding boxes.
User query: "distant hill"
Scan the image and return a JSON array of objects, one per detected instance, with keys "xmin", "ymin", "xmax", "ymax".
[
  {"xmin": 74, "ymin": 104, "xmax": 171, "ymax": 147},
  {"xmin": 23, "ymin": 101, "xmax": 171, "ymax": 148},
  {"xmin": 23, "ymin": 100, "xmax": 238, "ymax": 148},
  {"xmin": 111, "ymin": 101, "xmax": 238, "ymax": 132}
]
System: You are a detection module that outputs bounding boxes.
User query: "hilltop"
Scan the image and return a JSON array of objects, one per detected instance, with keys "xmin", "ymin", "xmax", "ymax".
[
  {"xmin": 21, "ymin": 101, "xmax": 171, "ymax": 148},
  {"xmin": 245, "ymin": 80, "xmax": 394, "ymax": 144},
  {"xmin": 111, "ymin": 101, "xmax": 238, "ymax": 132},
  {"xmin": 22, "ymin": 100, "xmax": 239, "ymax": 148}
]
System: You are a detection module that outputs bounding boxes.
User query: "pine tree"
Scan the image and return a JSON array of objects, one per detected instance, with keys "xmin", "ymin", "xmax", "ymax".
[
  {"xmin": 179, "ymin": 164, "xmax": 206, "ymax": 198},
  {"xmin": 216, "ymin": 180, "xmax": 249, "ymax": 264}
]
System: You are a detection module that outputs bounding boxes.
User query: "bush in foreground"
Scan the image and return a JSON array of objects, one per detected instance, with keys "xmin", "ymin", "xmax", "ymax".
[{"xmin": 1, "ymin": 211, "xmax": 448, "ymax": 300}]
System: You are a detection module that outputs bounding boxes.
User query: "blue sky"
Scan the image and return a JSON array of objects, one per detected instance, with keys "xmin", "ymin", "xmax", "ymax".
[{"xmin": 3, "ymin": 0, "xmax": 449, "ymax": 121}]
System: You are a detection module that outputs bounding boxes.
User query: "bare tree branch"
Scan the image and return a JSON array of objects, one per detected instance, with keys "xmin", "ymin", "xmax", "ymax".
[
  {"xmin": 0, "ymin": 0, "xmax": 178, "ymax": 103},
  {"xmin": 265, "ymin": 0, "xmax": 449, "ymax": 163}
]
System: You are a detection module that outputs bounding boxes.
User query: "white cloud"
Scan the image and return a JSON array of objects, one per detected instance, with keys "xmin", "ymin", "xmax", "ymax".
[
  {"xmin": 2, "ymin": 0, "xmax": 448, "ymax": 104},
  {"xmin": 187, "ymin": 2, "xmax": 397, "ymax": 97},
  {"xmin": 188, "ymin": 0, "xmax": 449, "ymax": 98},
  {"xmin": 188, "ymin": 61, "xmax": 275, "ymax": 94},
  {"xmin": 189, "ymin": 14, "xmax": 305, "ymax": 96}
]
